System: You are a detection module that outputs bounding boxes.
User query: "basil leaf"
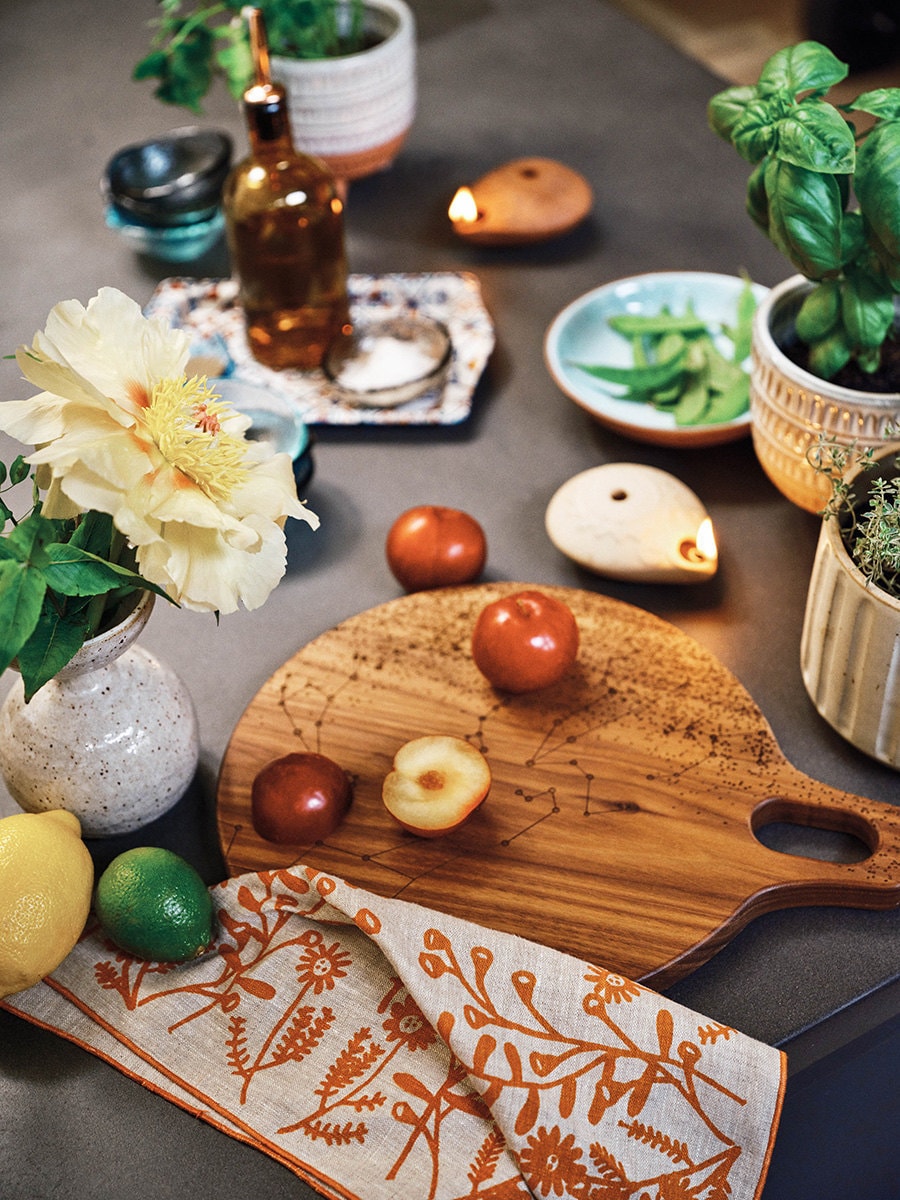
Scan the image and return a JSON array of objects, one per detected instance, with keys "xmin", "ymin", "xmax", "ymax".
[
  {"xmin": 746, "ymin": 159, "xmax": 769, "ymax": 233},
  {"xmin": 841, "ymin": 210, "xmax": 868, "ymax": 265},
  {"xmin": 851, "ymin": 89, "xmax": 900, "ymax": 121},
  {"xmin": 841, "ymin": 271, "xmax": 896, "ymax": 349},
  {"xmin": 795, "ymin": 280, "xmax": 842, "ymax": 342},
  {"xmin": 776, "ymin": 100, "xmax": 856, "ymax": 173},
  {"xmin": 856, "ymin": 120, "xmax": 900, "ymax": 261},
  {"xmin": 808, "ymin": 328, "xmax": 853, "ymax": 378},
  {"xmin": 731, "ymin": 276, "xmax": 759, "ymax": 361},
  {"xmin": 731, "ymin": 99, "xmax": 782, "ymax": 163},
  {"xmin": 708, "ymin": 85, "xmax": 758, "ymax": 141},
  {"xmin": 764, "ymin": 158, "xmax": 844, "ymax": 277},
  {"xmin": 757, "ymin": 41, "xmax": 848, "ymax": 97}
]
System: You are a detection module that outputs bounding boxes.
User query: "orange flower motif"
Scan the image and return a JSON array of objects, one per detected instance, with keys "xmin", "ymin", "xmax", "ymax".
[
  {"xmin": 294, "ymin": 932, "xmax": 352, "ymax": 994},
  {"xmin": 382, "ymin": 994, "xmax": 437, "ymax": 1053},
  {"xmin": 584, "ymin": 968, "xmax": 642, "ymax": 1005},
  {"xmin": 519, "ymin": 1125, "xmax": 587, "ymax": 1196}
]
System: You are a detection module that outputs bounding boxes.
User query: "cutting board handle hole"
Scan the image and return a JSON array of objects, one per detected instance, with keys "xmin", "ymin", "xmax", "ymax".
[{"xmin": 751, "ymin": 797, "xmax": 875, "ymax": 863}]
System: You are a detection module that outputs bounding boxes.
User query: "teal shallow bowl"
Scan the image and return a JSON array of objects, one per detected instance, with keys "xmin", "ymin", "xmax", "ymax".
[
  {"xmin": 544, "ymin": 271, "xmax": 769, "ymax": 448},
  {"xmin": 104, "ymin": 203, "xmax": 225, "ymax": 263}
]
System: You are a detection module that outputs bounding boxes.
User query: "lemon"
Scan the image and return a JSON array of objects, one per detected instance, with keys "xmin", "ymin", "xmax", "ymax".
[
  {"xmin": 0, "ymin": 809, "xmax": 94, "ymax": 999},
  {"xmin": 94, "ymin": 847, "xmax": 214, "ymax": 963}
]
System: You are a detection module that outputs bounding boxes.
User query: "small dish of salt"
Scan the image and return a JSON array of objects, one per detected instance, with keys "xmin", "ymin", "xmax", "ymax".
[{"xmin": 323, "ymin": 314, "xmax": 452, "ymax": 408}]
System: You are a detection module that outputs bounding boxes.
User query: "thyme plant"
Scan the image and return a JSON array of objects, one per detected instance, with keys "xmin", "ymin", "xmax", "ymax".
[{"xmin": 812, "ymin": 437, "xmax": 900, "ymax": 596}]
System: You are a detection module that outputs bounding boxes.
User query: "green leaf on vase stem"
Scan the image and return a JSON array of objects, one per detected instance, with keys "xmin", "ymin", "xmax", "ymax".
[
  {"xmin": 16, "ymin": 604, "xmax": 93, "ymax": 703},
  {"xmin": 0, "ymin": 559, "xmax": 47, "ymax": 678},
  {"xmin": 43, "ymin": 545, "xmax": 140, "ymax": 597}
]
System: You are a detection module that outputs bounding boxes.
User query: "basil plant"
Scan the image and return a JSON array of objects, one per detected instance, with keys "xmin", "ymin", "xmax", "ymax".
[{"xmin": 709, "ymin": 40, "xmax": 900, "ymax": 381}]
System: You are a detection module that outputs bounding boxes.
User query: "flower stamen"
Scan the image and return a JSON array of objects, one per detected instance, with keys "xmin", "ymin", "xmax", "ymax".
[{"xmin": 145, "ymin": 376, "xmax": 248, "ymax": 501}]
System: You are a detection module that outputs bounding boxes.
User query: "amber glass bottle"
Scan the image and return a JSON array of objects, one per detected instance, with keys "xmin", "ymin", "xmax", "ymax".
[{"xmin": 223, "ymin": 9, "xmax": 350, "ymax": 370}]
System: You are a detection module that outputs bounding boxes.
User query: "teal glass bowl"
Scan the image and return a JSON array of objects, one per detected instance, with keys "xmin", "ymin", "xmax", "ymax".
[{"xmin": 104, "ymin": 203, "xmax": 225, "ymax": 262}]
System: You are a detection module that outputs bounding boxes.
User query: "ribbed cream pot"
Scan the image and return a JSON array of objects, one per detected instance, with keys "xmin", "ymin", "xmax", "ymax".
[{"xmin": 801, "ymin": 448, "xmax": 900, "ymax": 768}]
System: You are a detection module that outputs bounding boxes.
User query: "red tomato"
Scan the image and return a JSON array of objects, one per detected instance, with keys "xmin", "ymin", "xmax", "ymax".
[
  {"xmin": 471, "ymin": 590, "xmax": 579, "ymax": 693},
  {"xmin": 251, "ymin": 752, "xmax": 352, "ymax": 844},
  {"xmin": 386, "ymin": 505, "xmax": 487, "ymax": 592}
]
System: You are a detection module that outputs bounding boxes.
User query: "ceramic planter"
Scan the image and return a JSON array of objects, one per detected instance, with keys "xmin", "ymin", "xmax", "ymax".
[
  {"xmin": 273, "ymin": 0, "xmax": 416, "ymax": 181},
  {"xmin": 750, "ymin": 275, "xmax": 900, "ymax": 513},
  {"xmin": 801, "ymin": 447, "xmax": 900, "ymax": 768}
]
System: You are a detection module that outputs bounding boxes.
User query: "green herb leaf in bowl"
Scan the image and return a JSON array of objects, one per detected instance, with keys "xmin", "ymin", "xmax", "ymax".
[{"xmin": 567, "ymin": 277, "xmax": 758, "ymax": 426}]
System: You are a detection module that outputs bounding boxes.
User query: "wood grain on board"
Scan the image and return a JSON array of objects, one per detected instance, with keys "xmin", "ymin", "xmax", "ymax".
[{"xmin": 217, "ymin": 584, "xmax": 900, "ymax": 987}]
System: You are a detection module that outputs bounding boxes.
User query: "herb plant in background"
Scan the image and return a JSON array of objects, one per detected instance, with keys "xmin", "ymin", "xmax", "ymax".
[
  {"xmin": 135, "ymin": 0, "xmax": 366, "ymax": 112},
  {"xmin": 812, "ymin": 436, "xmax": 900, "ymax": 598},
  {"xmin": 708, "ymin": 40, "xmax": 900, "ymax": 385}
]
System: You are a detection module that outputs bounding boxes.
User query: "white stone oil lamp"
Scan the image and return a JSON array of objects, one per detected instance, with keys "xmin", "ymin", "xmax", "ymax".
[{"xmin": 545, "ymin": 463, "xmax": 718, "ymax": 584}]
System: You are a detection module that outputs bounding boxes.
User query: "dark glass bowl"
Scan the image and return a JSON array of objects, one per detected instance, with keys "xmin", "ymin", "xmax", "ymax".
[{"xmin": 103, "ymin": 127, "xmax": 232, "ymax": 228}]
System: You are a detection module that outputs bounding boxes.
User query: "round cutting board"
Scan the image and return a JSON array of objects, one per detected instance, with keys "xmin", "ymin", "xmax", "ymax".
[{"xmin": 217, "ymin": 584, "xmax": 900, "ymax": 986}]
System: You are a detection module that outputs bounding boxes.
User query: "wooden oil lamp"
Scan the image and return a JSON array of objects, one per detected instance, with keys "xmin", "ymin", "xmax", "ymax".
[{"xmin": 449, "ymin": 157, "xmax": 592, "ymax": 245}]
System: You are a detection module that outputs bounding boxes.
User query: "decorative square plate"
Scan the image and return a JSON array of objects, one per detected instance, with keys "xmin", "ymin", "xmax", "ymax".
[{"xmin": 144, "ymin": 273, "xmax": 495, "ymax": 427}]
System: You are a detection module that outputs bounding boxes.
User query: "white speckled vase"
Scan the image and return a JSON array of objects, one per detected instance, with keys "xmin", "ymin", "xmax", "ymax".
[
  {"xmin": 272, "ymin": 0, "xmax": 416, "ymax": 181},
  {"xmin": 0, "ymin": 591, "xmax": 199, "ymax": 837},
  {"xmin": 801, "ymin": 448, "xmax": 900, "ymax": 769},
  {"xmin": 750, "ymin": 275, "xmax": 900, "ymax": 513}
]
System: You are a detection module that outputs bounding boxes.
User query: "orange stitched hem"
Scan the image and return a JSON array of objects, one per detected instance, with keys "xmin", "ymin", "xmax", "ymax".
[{"xmin": 752, "ymin": 1047, "xmax": 789, "ymax": 1200}]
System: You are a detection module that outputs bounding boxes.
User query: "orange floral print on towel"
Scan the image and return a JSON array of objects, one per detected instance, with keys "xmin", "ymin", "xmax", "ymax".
[
  {"xmin": 411, "ymin": 927, "xmax": 759, "ymax": 1200},
  {"xmin": 16, "ymin": 866, "xmax": 784, "ymax": 1200}
]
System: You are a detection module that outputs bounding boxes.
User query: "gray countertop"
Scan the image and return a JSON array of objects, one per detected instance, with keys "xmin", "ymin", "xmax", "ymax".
[{"xmin": 1, "ymin": 0, "xmax": 898, "ymax": 1196}]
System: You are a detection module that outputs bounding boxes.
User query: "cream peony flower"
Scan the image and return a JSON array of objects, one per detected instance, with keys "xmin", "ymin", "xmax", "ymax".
[{"xmin": 0, "ymin": 287, "xmax": 317, "ymax": 614}]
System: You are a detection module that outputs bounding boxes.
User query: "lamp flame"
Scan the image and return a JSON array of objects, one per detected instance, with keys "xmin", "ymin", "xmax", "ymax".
[
  {"xmin": 695, "ymin": 518, "xmax": 717, "ymax": 561},
  {"xmin": 449, "ymin": 186, "xmax": 478, "ymax": 224},
  {"xmin": 678, "ymin": 518, "xmax": 717, "ymax": 567}
]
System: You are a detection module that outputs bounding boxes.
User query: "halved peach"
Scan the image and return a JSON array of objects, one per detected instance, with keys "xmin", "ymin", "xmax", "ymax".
[{"xmin": 382, "ymin": 735, "xmax": 491, "ymax": 838}]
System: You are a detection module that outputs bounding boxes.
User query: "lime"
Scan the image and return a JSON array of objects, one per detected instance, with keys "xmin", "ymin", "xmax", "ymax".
[
  {"xmin": 0, "ymin": 809, "xmax": 94, "ymax": 999},
  {"xmin": 94, "ymin": 847, "xmax": 214, "ymax": 963}
]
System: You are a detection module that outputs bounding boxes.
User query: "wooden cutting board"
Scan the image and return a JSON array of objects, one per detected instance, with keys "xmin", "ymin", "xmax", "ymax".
[{"xmin": 217, "ymin": 584, "xmax": 900, "ymax": 987}]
